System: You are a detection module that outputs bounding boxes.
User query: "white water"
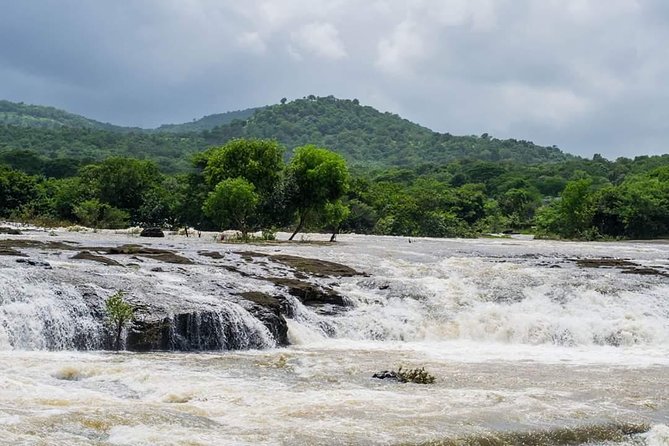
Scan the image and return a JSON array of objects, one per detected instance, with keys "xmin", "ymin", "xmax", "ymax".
[{"xmin": 0, "ymin": 229, "xmax": 668, "ymax": 445}]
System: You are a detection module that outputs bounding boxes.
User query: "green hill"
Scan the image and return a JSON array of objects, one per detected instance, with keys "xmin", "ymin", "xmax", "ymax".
[
  {"xmin": 155, "ymin": 107, "xmax": 261, "ymax": 133},
  {"xmin": 202, "ymin": 96, "xmax": 572, "ymax": 167},
  {"xmin": 0, "ymin": 96, "xmax": 572, "ymax": 173},
  {"xmin": 0, "ymin": 100, "xmax": 141, "ymax": 133}
]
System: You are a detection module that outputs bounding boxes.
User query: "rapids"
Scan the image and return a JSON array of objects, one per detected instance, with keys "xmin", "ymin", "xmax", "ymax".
[{"xmin": 0, "ymin": 228, "xmax": 668, "ymax": 445}]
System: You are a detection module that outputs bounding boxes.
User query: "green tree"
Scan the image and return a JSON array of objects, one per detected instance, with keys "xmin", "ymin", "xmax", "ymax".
[
  {"xmin": 203, "ymin": 177, "xmax": 259, "ymax": 238},
  {"xmin": 0, "ymin": 167, "xmax": 37, "ymax": 217},
  {"xmin": 80, "ymin": 157, "xmax": 162, "ymax": 219},
  {"xmin": 536, "ymin": 179, "xmax": 595, "ymax": 238},
  {"xmin": 323, "ymin": 200, "xmax": 350, "ymax": 242},
  {"xmin": 73, "ymin": 199, "xmax": 129, "ymax": 229},
  {"xmin": 203, "ymin": 139, "xmax": 284, "ymax": 195},
  {"xmin": 105, "ymin": 290, "xmax": 135, "ymax": 351},
  {"xmin": 287, "ymin": 145, "xmax": 349, "ymax": 240}
]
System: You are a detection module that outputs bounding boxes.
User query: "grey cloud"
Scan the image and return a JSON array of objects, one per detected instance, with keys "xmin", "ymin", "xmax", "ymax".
[{"xmin": 0, "ymin": 0, "xmax": 668, "ymax": 158}]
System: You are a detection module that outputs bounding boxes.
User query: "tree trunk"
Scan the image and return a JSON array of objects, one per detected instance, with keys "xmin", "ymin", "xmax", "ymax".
[
  {"xmin": 289, "ymin": 211, "xmax": 307, "ymax": 241},
  {"xmin": 115, "ymin": 322, "xmax": 123, "ymax": 351},
  {"xmin": 330, "ymin": 225, "xmax": 339, "ymax": 242}
]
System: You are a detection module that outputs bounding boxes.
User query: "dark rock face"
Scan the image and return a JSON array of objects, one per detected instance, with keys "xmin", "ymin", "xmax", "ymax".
[
  {"xmin": 0, "ymin": 227, "xmax": 21, "ymax": 235},
  {"xmin": 126, "ymin": 310, "xmax": 274, "ymax": 352},
  {"xmin": 267, "ymin": 277, "xmax": 350, "ymax": 307},
  {"xmin": 238, "ymin": 292, "xmax": 289, "ymax": 346},
  {"xmin": 140, "ymin": 227, "xmax": 165, "ymax": 237}
]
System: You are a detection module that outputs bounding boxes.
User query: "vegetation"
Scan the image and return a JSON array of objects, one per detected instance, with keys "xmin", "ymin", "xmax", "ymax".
[
  {"xmin": 203, "ymin": 178, "xmax": 259, "ymax": 238},
  {"xmin": 105, "ymin": 291, "xmax": 135, "ymax": 351},
  {"xmin": 395, "ymin": 366, "xmax": 436, "ymax": 384},
  {"xmin": 286, "ymin": 145, "xmax": 349, "ymax": 240},
  {"xmin": 0, "ymin": 96, "xmax": 668, "ymax": 241},
  {"xmin": 155, "ymin": 107, "xmax": 260, "ymax": 133},
  {"xmin": 0, "ymin": 96, "xmax": 571, "ymax": 174}
]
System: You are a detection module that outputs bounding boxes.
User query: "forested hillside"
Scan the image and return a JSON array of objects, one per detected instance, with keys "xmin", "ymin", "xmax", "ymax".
[
  {"xmin": 203, "ymin": 96, "xmax": 571, "ymax": 166},
  {"xmin": 0, "ymin": 100, "xmax": 140, "ymax": 132},
  {"xmin": 0, "ymin": 96, "xmax": 572, "ymax": 171},
  {"xmin": 155, "ymin": 107, "xmax": 260, "ymax": 133}
]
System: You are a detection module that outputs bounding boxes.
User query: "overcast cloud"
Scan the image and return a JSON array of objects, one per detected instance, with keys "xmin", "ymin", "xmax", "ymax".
[{"xmin": 1, "ymin": 0, "xmax": 668, "ymax": 158}]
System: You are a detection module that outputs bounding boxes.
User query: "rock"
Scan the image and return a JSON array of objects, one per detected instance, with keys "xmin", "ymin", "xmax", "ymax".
[
  {"xmin": 105, "ymin": 244, "xmax": 193, "ymax": 264},
  {"xmin": 199, "ymin": 250, "xmax": 225, "ymax": 259},
  {"xmin": 237, "ymin": 291, "xmax": 289, "ymax": 346},
  {"xmin": 234, "ymin": 251, "xmax": 363, "ymax": 277},
  {"xmin": 269, "ymin": 254, "xmax": 361, "ymax": 277},
  {"xmin": 126, "ymin": 310, "xmax": 274, "ymax": 351},
  {"xmin": 267, "ymin": 277, "xmax": 350, "ymax": 307},
  {"xmin": 0, "ymin": 227, "xmax": 21, "ymax": 235},
  {"xmin": 372, "ymin": 370, "xmax": 398, "ymax": 380},
  {"xmin": 140, "ymin": 227, "xmax": 165, "ymax": 237},
  {"xmin": 16, "ymin": 258, "xmax": 52, "ymax": 269},
  {"xmin": 573, "ymin": 257, "xmax": 668, "ymax": 277},
  {"xmin": 0, "ymin": 247, "xmax": 27, "ymax": 257},
  {"xmin": 71, "ymin": 251, "xmax": 122, "ymax": 266}
]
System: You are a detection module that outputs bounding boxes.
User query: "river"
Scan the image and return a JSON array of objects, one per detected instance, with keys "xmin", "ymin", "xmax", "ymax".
[{"xmin": 0, "ymin": 229, "xmax": 667, "ymax": 445}]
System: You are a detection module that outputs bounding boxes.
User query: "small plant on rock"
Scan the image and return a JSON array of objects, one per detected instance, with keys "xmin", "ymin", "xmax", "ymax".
[
  {"xmin": 105, "ymin": 290, "xmax": 135, "ymax": 351},
  {"xmin": 372, "ymin": 366, "xmax": 436, "ymax": 384},
  {"xmin": 396, "ymin": 366, "xmax": 436, "ymax": 384}
]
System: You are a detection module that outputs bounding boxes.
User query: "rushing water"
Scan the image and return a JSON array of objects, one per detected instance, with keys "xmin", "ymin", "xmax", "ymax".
[{"xmin": 0, "ymin": 229, "xmax": 668, "ymax": 445}]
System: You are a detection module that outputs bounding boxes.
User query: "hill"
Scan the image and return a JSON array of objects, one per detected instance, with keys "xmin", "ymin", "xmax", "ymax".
[
  {"xmin": 202, "ymin": 96, "xmax": 572, "ymax": 167},
  {"xmin": 0, "ymin": 96, "xmax": 573, "ymax": 173},
  {"xmin": 0, "ymin": 100, "xmax": 141, "ymax": 133},
  {"xmin": 155, "ymin": 107, "xmax": 261, "ymax": 133}
]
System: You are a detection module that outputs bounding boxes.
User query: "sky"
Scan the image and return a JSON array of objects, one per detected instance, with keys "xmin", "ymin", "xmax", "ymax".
[{"xmin": 1, "ymin": 0, "xmax": 668, "ymax": 159}]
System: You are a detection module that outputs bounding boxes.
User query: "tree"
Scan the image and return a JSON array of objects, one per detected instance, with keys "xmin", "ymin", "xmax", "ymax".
[
  {"xmin": 105, "ymin": 290, "xmax": 134, "ymax": 351},
  {"xmin": 79, "ymin": 157, "xmax": 162, "ymax": 220},
  {"xmin": 73, "ymin": 199, "xmax": 129, "ymax": 229},
  {"xmin": 323, "ymin": 200, "xmax": 350, "ymax": 242},
  {"xmin": 536, "ymin": 179, "xmax": 595, "ymax": 238},
  {"xmin": 286, "ymin": 145, "xmax": 349, "ymax": 240},
  {"xmin": 202, "ymin": 177, "xmax": 259, "ymax": 238},
  {"xmin": 203, "ymin": 139, "xmax": 284, "ymax": 195},
  {"xmin": 0, "ymin": 167, "xmax": 38, "ymax": 217}
]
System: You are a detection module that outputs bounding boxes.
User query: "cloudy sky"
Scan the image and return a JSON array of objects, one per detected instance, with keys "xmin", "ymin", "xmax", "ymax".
[{"xmin": 1, "ymin": 0, "xmax": 668, "ymax": 158}]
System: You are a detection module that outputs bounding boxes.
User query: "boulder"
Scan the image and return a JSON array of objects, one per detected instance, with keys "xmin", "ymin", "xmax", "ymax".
[{"xmin": 140, "ymin": 227, "xmax": 165, "ymax": 237}]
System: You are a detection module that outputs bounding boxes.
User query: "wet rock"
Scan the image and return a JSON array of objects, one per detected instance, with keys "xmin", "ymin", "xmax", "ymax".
[
  {"xmin": 237, "ymin": 291, "xmax": 289, "ymax": 346},
  {"xmin": 127, "ymin": 311, "xmax": 272, "ymax": 351},
  {"xmin": 0, "ymin": 247, "xmax": 27, "ymax": 256},
  {"xmin": 575, "ymin": 258, "xmax": 637, "ymax": 268},
  {"xmin": 126, "ymin": 318, "xmax": 173, "ymax": 351},
  {"xmin": 199, "ymin": 250, "xmax": 225, "ymax": 259},
  {"xmin": 573, "ymin": 257, "xmax": 668, "ymax": 277},
  {"xmin": 0, "ymin": 227, "xmax": 21, "ymax": 235},
  {"xmin": 16, "ymin": 258, "xmax": 52, "ymax": 269},
  {"xmin": 267, "ymin": 277, "xmax": 349, "ymax": 307},
  {"xmin": 140, "ymin": 227, "xmax": 165, "ymax": 237},
  {"xmin": 269, "ymin": 254, "xmax": 361, "ymax": 277},
  {"xmin": 0, "ymin": 239, "xmax": 78, "ymax": 251},
  {"xmin": 71, "ymin": 251, "xmax": 122, "ymax": 266},
  {"xmin": 105, "ymin": 244, "xmax": 193, "ymax": 264},
  {"xmin": 372, "ymin": 370, "xmax": 398, "ymax": 380},
  {"xmin": 234, "ymin": 251, "xmax": 362, "ymax": 277}
]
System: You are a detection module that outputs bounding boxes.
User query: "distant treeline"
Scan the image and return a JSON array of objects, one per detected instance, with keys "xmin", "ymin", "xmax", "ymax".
[{"xmin": 1, "ymin": 139, "xmax": 668, "ymax": 240}]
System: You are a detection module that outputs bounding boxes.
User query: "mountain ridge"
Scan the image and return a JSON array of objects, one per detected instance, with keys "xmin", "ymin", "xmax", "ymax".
[{"xmin": 0, "ymin": 96, "xmax": 573, "ymax": 172}]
